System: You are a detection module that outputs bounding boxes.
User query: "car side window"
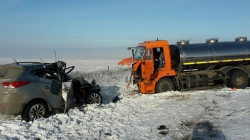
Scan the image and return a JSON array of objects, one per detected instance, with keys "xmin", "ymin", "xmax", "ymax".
[
  {"xmin": 32, "ymin": 68, "xmax": 59, "ymax": 80},
  {"xmin": 31, "ymin": 68, "xmax": 46, "ymax": 77}
]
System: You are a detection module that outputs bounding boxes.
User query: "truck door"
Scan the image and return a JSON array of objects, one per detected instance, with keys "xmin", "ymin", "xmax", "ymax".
[{"xmin": 141, "ymin": 49, "xmax": 154, "ymax": 81}]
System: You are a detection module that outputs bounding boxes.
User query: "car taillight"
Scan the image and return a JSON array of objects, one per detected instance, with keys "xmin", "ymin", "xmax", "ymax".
[{"xmin": 2, "ymin": 81, "xmax": 30, "ymax": 88}]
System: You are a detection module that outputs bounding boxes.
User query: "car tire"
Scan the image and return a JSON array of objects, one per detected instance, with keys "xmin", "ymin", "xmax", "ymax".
[
  {"xmin": 22, "ymin": 101, "xmax": 48, "ymax": 122},
  {"xmin": 86, "ymin": 93, "xmax": 102, "ymax": 104},
  {"xmin": 155, "ymin": 78, "xmax": 175, "ymax": 93}
]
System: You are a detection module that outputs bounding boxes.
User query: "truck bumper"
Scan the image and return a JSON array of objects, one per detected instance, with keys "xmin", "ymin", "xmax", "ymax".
[{"xmin": 138, "ymin": 81, "xmax": 155, "ymax": 94}]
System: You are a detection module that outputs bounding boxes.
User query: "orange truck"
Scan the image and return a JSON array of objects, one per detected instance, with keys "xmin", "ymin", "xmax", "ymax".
[{"xmin": 119, "ymin": 37, "xmax": 250, "ymax": 94}]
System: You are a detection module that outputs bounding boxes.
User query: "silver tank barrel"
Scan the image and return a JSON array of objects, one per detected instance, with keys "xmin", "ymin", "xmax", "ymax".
[{"xmin": 172, "ymin": 41, "xmax": 250, "ymax": 70}]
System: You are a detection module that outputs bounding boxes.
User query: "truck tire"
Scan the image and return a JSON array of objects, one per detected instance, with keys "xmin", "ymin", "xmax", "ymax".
[
  {"xmin": 22, "ymin": 101, "xmax": 48, "ymax": 122},
  {"xmin": 228, "ymin": 70, "xmax": 248, "ymax": 89},
  {"xmin": 156, "ymin": 78, "xmax": 175, "ymax": 93}
]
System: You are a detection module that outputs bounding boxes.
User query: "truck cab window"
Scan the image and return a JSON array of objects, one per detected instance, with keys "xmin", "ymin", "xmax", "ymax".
[{"xmin": 134, "ymin": 46, "xmax": 145, "ymax": 60}]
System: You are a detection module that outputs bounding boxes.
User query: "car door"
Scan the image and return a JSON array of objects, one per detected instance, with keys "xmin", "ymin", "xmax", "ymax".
[{"xmin": 39, "ymin": 77, "xmax": 64, "ymax": 109}]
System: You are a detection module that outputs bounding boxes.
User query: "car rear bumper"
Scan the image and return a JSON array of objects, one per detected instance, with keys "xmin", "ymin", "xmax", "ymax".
[
  {"xmin": 0, "ymin": 92, "xmax": 25, "ymax": 115},
  {"xmin": 0, "ymin": 102, "xmax": 23, "ymax": 115}
]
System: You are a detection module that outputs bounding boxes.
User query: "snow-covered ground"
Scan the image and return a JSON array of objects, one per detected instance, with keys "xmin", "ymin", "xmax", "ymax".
[{"xmin": 0, "ymin": 58, "xmax": 250, "ymax": 139}]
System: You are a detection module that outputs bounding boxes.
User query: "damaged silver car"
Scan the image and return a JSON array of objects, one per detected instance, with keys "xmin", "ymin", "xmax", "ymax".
[{"xmin": 0, "ymin": 61, "xmax": 102, "ymax": 121}]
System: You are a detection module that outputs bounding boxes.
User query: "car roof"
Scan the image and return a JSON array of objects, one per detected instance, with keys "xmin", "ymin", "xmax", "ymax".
[{"xmin": 9, "ymin": 62, "xmax": 45, "ymax": 70}]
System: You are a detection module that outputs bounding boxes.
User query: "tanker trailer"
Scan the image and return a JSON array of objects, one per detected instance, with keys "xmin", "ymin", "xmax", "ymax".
[
  {"xmin": 119, "ymin": 37, "xmax": 250, "ymax": 94},
  {"xmin": 171, "ymin": 38, "xmax": 250, "ymax": 71}
]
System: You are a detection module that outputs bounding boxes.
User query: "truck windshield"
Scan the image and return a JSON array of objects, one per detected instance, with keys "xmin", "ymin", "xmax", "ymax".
[{"xmin": 134, "ymin": 46, "xmax": 145, "ymax": 60}]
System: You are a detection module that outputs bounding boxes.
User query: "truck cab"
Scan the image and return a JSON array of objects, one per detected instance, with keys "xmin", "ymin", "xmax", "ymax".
[{"xmin": 125, "ymin": 40, "xmax": 176, "ymax": 94}]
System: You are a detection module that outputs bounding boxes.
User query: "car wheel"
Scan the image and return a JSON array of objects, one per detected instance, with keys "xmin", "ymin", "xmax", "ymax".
[
  {"xmin": 86, "ymin": 93, "xmax": 102, "ymax": 104},
  {"xmin": 155, "ymin": 78, "xmax": 175, "ymax": 93},
  {"xmin": 22, "ymin": 101, "xmax": 48, "ymax": 122}
]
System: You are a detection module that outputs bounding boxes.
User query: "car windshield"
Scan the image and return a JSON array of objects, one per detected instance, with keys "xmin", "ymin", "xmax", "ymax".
[{"xmin": 133, "ymin": 46, "xmax": 145, "ymax": 60}]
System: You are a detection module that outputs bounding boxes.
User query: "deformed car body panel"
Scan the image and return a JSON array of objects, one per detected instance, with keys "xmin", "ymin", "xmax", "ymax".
[{"xmin": 39, "ymin": 78, "xmax": 64, "ymax": 109}]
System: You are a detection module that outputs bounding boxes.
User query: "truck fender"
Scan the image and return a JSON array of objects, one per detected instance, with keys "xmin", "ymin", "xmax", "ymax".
[
  {"xmin": 217, "ymin": 66, "xmax": 247, "ymax": 77},
  {"xmin": 155, "ymin": 77, "xmax": 176, "ymax": 93},
  {"xmin": 155, "ymin": 76, "xmax": 176, "ymax": 88}
]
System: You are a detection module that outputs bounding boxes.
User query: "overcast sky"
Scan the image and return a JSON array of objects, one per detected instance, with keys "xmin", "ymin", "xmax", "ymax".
[{"xmin": 0, "ymin": 0, "xmax": 250, "ymax": 59}]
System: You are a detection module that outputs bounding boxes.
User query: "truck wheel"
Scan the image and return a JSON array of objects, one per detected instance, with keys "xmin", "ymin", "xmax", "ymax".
[
  {"xmin": 228, "ymin": 70, "xmax": 248, "ymax": 89},
  {"xmin": 156, "ymin": 78, "xmax": 175, "ymax": 93},
  {"xmin": 22, "ymin": 101, "xmax": 48, "ymax": 122},
  {"xmin": 86, "ymin": 93, "xmax": 102, "ymax": 104}
]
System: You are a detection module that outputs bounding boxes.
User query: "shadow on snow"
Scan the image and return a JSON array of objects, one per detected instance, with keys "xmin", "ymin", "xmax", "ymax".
[{"xmin": 191, "ymin": 121, "xmax": 226, "ymax": 140}]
